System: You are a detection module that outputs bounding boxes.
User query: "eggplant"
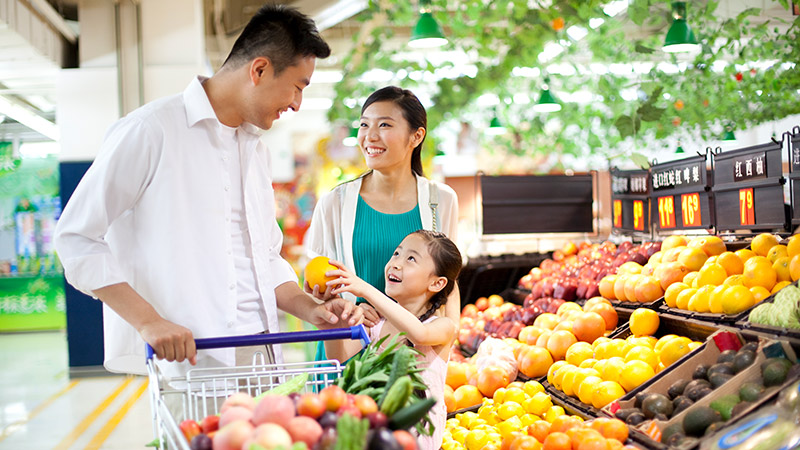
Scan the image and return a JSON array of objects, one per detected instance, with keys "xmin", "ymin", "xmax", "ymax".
[{"xmin": 368, "ymin": 427, "xmax": 402, "ymax": 450}]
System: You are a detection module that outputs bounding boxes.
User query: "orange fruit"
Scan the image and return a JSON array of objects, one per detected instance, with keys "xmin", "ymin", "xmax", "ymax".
[
  {"xmin": 654, "ymin": 334, "xmax": 679, "ymax": 352},
  {"xmin": 736, "ymin": 248, "xmax": 756, "ymax": 263},
  {"xmin": 598, "ymin": 275, "xmax": 617, "ymax": 300},
  {"xmin": 696, "ymin": 263, "xmax": 727, "ymax": 287},
  {"xmin": 658, "ymin": 336, "xmax": 692, "ymax": 366},
  {"xmin": 683, "ymin": 272, "xmax": 699, "ymax": 288},
  {"xmin": 625, "ymin": 345, "xmax": 658, "ymax": 368},
  {"xmin": 678, "ymin": 247, "xmax": 708, "ymax": 271},
  {"xmin": 767, "ymin": 245, "xmax": 789, "ymax": 263},
  {"xmin": 619, "ymin": 360, "xmax": 655, "ymax": 392},
  {"xmin": 724, "ymin": 274, "xmax": 747, "ymax": 286},
  {"xmin": 566, "ymin": 342, "xmax": 594, "ymax": 366},
  {"xmin": 661, "ymin": 235, "xmax": 688, "ymax": 251},
  {"xmin": 488, "ymin": 294, "xmax": 505, "ymax": 307},
  {"xmin": 578, "ymin": 375, "xmax": 604, "ymax": 404},
  {"xmin": 688, "ymin": 236, "xmax": 727, "ymax": 257},
  {"xmin": 653, "ymin": 261, "xmax": 691, "ymax": 290},
  {"xmin": 675, "ymin": 287, "xmax": 696, "ymax": 310},
  {"xmin": 750, "ymin": 286, "xmax": 771, "ymax": 303},
  {"xmin": 550, "ymin": 415, "xmax": 581, "ymax": 434},
  {"xmin": 558, "ymin": 302, "xmax": 583, "ymax": 318},
  {"xmin": 688, "ymin": 285, "xmax": 712, "ymax": 313},
  {"xmin": 592, "ymin": 381, "xmax": 626, "ymax": 409},
  {"xmin": 751, "ymin": 233, "xmax": 780, "ymax": 256},
  {"xmin": 787, "ymin": 235, "xmax": 800, "ymax": 258},
  {"xmin": 663, "ymin": 282, "xmax": 688, "ymax": 308},
  {"xmin": 708, "ymin": 284, "xmax": 728, "ymax": 313},
  {"xmin": 629, "ymin": 309, "xmax": 659, "ymax": 336},
  {"xmin": 772, "ymin": 280, "xmax": 792, "ymax": 294},
  {"xmin": 773, "ymin": 257, "xmax": 792, "ymax": 282},
  {"xmin": 791, "ymin": 254, "xmax": 800, "ymax": 282},
  {"xmin": 447, "ymin": 361, "xmax": 468, "ymax": 389},
  {"xmin": 634, "ymin": 276, "xmax": 665, "ymax": 303},
  {"xmin": 598, "ymin": 418, "xmax": 629, "ymax": 443},
  {"xmin": 454, "ymin": 384, "xmax": 483, "ymax": 410},
  {"xmin": 519, "ymin": 345, "xmax": 554, "ymax": 379},
  {"xmin": 743, "ymin": 263, "xmax": 776, "ymax": 290},
  {"xmin": 662, "ymin": 246, "xmax": 684, "ymax": 263},
  {"xmin": 572, "ymin": 312, "xmax": 607, "ymax": 343},
  {"xmin": 477, "ymin": 366, "xmax": 511, "ymax": 398},
  {"xmin": 528, "ymin": 420, "xmax": 551, "ymax": 443},
  {"xmin": 572, "ymin": 368, "xmax": 601, "ymax": 399},
  {"xmin": 586, "ymin": 302, "xmax": 619, "ymax": 330},
  {"xmin": 613, "ymin": 275, "xmax": 630, "ymax": 302},
  {"xmin": 304, "ymin": 256, "xmax": 337, "ymax": 293},
  {"xmin": 547, "ymin": 361, "xmax": 568, "ymax": 385},
  {"xmin": 543, "ymin": 432, "xmax": 572, "ymax": 450},
  {"xmin": 444, "ymin": 385, "xmax": 457, "ymax": 412},
  {"xmin": 534, "ymin": 313, "xmax": 560, "ymax": 330},
  {"xmin": 722, "ymin": 285, "xmax": 755, "ymax": 315},
  {"xmin": 717, "ymin": 251, "xmax": 744, "ymax": 276},
  {"xmin": 617, "ymin": 261, "xmax": 643, "ymax": 275},
  {"xmin": 547, "ymin": 330, "xmax": 578, "ymax": 361}
]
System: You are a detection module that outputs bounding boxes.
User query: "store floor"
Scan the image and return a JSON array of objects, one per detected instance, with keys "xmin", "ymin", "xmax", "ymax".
[{"xmin": 0, "ymin": 329, "xmax": 309, "ymax": 449}]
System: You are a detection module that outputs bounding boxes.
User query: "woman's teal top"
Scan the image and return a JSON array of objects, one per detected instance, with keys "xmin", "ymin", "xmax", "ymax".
[{"xmin": 314, "ymin": 195, "xmax": 422, "ymax": 363}]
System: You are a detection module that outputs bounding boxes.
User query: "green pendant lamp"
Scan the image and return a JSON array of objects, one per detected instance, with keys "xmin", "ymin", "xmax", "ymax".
[
  {"xmin": 723, "ymin": 123, "xmax": 736, "ymax": 141},
  {"xmin": 663, "ymin": 2, "xmax": 700, "ymax": 53},
  {"xmin": 485, "ymin": 109, "xmax": 506, "ymax": 135},
  {"xmin": 675, "ymin": 142, "xmax": 685, "ymax": 154},
  {"xmin": 533, "ymin": 77, "xmax": 561, "ymax": 112},
  {"xmin": 409, "ymin": 0, "xmax": 447, "ymax": 49}
]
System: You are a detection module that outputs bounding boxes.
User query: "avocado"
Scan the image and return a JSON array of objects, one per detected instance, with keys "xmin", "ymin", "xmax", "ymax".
[
  {"xmin": 740, "ymin": 341, "xmax": 759, "ymax": 353},
  {"xmin": 625, "ymin": 411, "xmax": 646, "ymax": 425},
  {"xmin": 661, "ymin": 422, "xmax": 684, "ymax": 444},
  {"xmin": 693, "ymin": 364, "xmax": 709, "ymax": 380},
  {"xmin": 685, "ymin": 379, "xmax": 712, "ymax": 401},
  {"xmin": 731, "ymin": 400, "xmax": 753, "ymax": 418},
  {"xmin": 733, "ymin": 350, "xmax": 756, "ymax": 373},
  {"xmin": 717, "ymin": 349, "xmax": 737, "ymax": 364},
  {"xmin": 683, "ymin": 406, "xmax": 722, "ymax": 437},
  {"xmin": 739, "ymin": 381, "xmax": 765, "ymax": 402},
  {"xmin": 708, "ymin": 362, "xmax": 736, "ymax": 377},
  {"xmin": 760, "ymin": 357, "xmax": 792, "ymax": 373},
  {"xmin": 654, "ymin": 412, "xmax": 669, "ymax": 421},
  {"xmin": 614, "ymin": 408, "xmax": 639, "ymax": 422},
  {"xmin": 709, "ymin": 371, "xmax": 734, "ymax": 389},
  {"xmin": 642, "ymin": 393, "xmax": 673, "ymax": 419},
  {"xmin": 763, "ymin": 359, "xmax": 791, "ymax": 387},
  {"xmin": 710, "ymin": 394, "xmax": 741, "ymax": 420},
  {"xmin": 634, "ymin": 391, "xmax": 650, "ymax": 409},
  {"xmin": 673, "ymin": 396, "xmax": 694, "ymax": 415},
  {"xmin": 668, "ymin": 379, "xmax": 691, "ymax": 399}
]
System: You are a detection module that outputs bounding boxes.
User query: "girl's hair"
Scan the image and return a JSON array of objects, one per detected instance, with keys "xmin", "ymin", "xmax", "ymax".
[
  {"xmin": 411, "ymin": 230, "xmax": 462, "ymax": 322},
  {"xmin": 361, "ymin": 86, "xmax": 427, "ymax": 177}
]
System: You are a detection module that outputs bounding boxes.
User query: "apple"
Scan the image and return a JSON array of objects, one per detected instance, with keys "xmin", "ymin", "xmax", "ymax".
[
  {"xmin": 296, "ymin": 393, "xmax": 326, "ymax": 419},
  {"xmin": 319, "ymin": 385, "xmax": 347, "ymax": 412},
  {"xmin": 286, "ymin": 415, "xmax": 323, "ymax": 448},
  {"xmin": 219, "ymin": 406, "xmax": 253, "ymax": 428},
  {"xmin": 393, "ymin": 429, "xmax": 419, "ymax": 450},
  {"xmin": 212, "ymin": 419, "xmax": 253, "ymax": 450},
  {"xmin": 200, "ymin": 415, "xmax": 220, "ymax": 434},
  {"xmin": 179, "ymin": 419, "xmax": 201, "ymax": 442},
  {"xmin": 248, "ymin": 423, "xmax": 292, "ymax": 450},
  {"xmin": 219, "ymin": 392, "xmax": 255, "ymax": 414},
  {"xmin": 251, "ymin": 394, "xmax": 295, "ymax": 428}
]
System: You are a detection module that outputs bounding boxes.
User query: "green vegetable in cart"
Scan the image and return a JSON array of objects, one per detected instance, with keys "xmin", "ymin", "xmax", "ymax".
[
  {"xmin": 380, "ymin": 376, "xmax": 413, "ymax": 416},
  {"xmin": 388, "ymin": 397, "xmax": 436, "ymax": 430},
  {"xmin": 254, "ymin": 373, "xmax": 309, "ymax": 402}
]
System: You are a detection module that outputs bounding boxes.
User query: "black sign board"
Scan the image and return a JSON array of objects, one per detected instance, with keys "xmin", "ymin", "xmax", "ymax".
[
  {"xmin": 712, "ymin": 141, "xmax": 786, "ymax": 233},
  {"xmin": 786, "ymin": 128, "xmax": 800, "ymax": 226},
  {"xmin": 649, "ymin": 154, "xmax": 713, "ymax": 232},
  {"xmin": 481, "ymin": 174, "xmax": 595, "ymax": 234},
  {"xmin": 610, "ymin": 168, "xmax": 650, "ymax": 233}
]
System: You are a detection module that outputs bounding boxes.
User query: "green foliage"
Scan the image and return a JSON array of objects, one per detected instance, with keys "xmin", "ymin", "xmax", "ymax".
[{"xmin": 329, "ymin": 0, "xmax": 800, "ymax": 171}]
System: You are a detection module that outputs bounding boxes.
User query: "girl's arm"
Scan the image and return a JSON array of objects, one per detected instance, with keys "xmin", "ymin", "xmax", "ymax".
[{"xmin": 327, "ymin": 263, "xmax": 455, "ymax": 347}]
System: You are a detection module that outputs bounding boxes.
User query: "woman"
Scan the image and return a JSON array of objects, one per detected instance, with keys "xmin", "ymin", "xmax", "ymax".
[{"xmin": 305, "ymin": 86, "xmax": 461, "ymax": 338}]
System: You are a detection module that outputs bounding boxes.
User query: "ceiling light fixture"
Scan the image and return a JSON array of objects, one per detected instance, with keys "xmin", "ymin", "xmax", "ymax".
[
  {"xmin": 485, "ymin": 109, "xmax": 506, "ymax": 135},
  {"xmin": 675, "ymin": 142, "xmax": 685, "ymax": 154},
  {"xmin": 409, "ymin": 0, "xmax": 447, "ymax": 49},
  {"xmin": 723, "ymin": 123, "xmax": 736, "ymax": 141},
  {"xmin": 0, "ymin": 95, "xmax": 59, "ymax": 141},
  {"xmin": 663, "ymin": 2, "xmax": 700, "ymax": 53},
  {"xmin": 533, "ymin": 77, "xmax": 561, "ymax": 113}
]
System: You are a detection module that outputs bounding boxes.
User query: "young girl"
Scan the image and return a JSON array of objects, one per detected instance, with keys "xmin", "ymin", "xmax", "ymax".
[{"xmin": 321, "ymin": 229, "xmax": 461, "ymax": 450}]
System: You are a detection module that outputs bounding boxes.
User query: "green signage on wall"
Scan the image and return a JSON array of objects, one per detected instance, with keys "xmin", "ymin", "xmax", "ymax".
[{"xmin": 0, "ymin": 275, "xmax": 66, "ymax": 331}]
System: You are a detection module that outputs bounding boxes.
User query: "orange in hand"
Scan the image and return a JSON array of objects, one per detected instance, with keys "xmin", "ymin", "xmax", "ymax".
[{"xmin": 304, "ymin": 256, "xmax": 337, "ymax": 294}]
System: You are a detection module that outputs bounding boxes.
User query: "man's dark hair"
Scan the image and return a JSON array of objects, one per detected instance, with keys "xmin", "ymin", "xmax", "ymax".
[{"xmin": 223, "ymin": 4, "xmax": 331, "ymax": 74}]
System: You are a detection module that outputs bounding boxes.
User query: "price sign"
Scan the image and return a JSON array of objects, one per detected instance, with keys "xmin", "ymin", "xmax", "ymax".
[
  {"xmin": 739, "ymin": 188, "xmax": 755, "ymax": 226},
  {"xmin": 681, "ymin": 193, "xmax": 702, "ymax": 227},
  {"xmin": 633, "ymin": 200, "xmax": 645, "ymax": 231},
  {"xmin": 658, "ymin": 196, "xmax": 676, "ymax": 229},
  {"xmin": 613, "ymin": 200, "xmax": 623, "ymax": 228}
]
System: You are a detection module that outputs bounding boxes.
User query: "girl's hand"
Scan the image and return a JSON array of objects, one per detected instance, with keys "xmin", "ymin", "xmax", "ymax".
[
  {"xmin": 325, "ymin": 260, "xmax": 374, "ymax": 299},
  {"xmin": 359, "ymin": 303, "xmax": 381, "ymax": 328},
  {"xmin": 309, "ymin": 297, "xmax": 364, "ymax": 327}
]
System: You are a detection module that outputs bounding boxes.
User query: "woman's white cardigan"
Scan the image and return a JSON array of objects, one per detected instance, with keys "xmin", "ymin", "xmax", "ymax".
[{"xmin": 305, "ymin": 173, "xmax": 459, "ymax": 303}]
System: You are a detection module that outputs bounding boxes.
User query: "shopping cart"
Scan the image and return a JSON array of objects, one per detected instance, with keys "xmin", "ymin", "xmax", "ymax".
[{"xmin": 146, "ymin": 325, "xmax": 370, "ymax": 450}]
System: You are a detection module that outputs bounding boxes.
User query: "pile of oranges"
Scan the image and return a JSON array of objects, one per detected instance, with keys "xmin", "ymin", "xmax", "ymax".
[
  {"xmin": 546, "ymin": 309, "xmax": 702, "ymax": 409},
  {"xmin": 661, "ymin": 233, "xmax": 800, "ymax": 315},
  {"xmin": 442, "ymin": 379, "xmax": 636, "ymax": 450}
]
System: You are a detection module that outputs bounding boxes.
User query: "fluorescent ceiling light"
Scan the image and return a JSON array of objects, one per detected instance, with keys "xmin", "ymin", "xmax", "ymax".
[
  {"xmin": 513, "ymin": 93, "xmax": 530, "ymax": 104},
  {"xmin": 546, "ymin": 63, "xmax": 577, "ymax": 77},
  {"xmin": 511, "ymin": 67, "xmax": 541, "ymax": 77},
  {"xmin": 603, "ymin": 1, "xmax": 629, "ymax": 17},
  {"xmin": 589, "ymin": 18, "xmax": 605, "ymax": 29},
  {"xmin": 314, "ymin": 0, "xmax": 368, "ymax": 31},
  {"xmin": 300, "ymin": 98, "xmax": 334, "ymax": 110},
  {"xmin": 0, "ymin": 95, "xmax": 59, "ymax": 141},
  {"xmin": 538, "ymin": 42, "xmax": 565, "ymax": 63},
  {"xmin": 566, "ymin": 26, "xmax": 588, "ymax": 41},
  {"xmin": 311, "ymin": 70, "xmax": 343, "ymax": 83},
  {"xmin": 19, "ymin": 141, "xmax": 59, "ymax": 158},
  {"xmin": 477, "ymin": 93, "xmax": 500, "ymax": 107},
  {"xmin": 358, "ymin": 69, "xmax": 394, "ymax": 83}
]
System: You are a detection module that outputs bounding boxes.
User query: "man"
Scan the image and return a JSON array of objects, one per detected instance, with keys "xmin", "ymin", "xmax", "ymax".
[{"xmin": 54, "ymin": 4, "xmax": 360, "ymax": 376}]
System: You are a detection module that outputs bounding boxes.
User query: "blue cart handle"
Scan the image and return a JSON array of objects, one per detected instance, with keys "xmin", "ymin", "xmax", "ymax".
[{"xmin": 145, "ymin": 325, "xmax": 370, "ymax": 361}]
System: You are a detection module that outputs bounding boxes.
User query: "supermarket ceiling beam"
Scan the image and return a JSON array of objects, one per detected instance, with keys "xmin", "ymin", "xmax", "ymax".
[{"xmin": 0, "ymin": 95, "xmax": 59, "ymax": 141}]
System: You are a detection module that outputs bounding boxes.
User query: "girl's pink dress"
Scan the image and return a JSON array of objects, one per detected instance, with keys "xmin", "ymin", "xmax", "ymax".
[{"xmin": 369, "ymin": 317, "xmax": 448, "ymax": 450}]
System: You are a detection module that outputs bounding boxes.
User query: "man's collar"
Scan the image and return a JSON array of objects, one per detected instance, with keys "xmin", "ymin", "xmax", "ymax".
[{"xmin": 183, "ymin": 76, "xmax": 263, "ymax": 136}]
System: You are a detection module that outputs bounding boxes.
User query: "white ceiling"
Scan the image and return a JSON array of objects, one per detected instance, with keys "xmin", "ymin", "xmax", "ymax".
[{"xmin": 0, "ymin": 0, "xmax": 794, "ymax": 144}]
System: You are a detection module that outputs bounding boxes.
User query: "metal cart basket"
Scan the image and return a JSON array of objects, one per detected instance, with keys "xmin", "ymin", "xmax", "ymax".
[{"xmin": 146, "ymin": 325, "xmax": 370, "ymax": 450}]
